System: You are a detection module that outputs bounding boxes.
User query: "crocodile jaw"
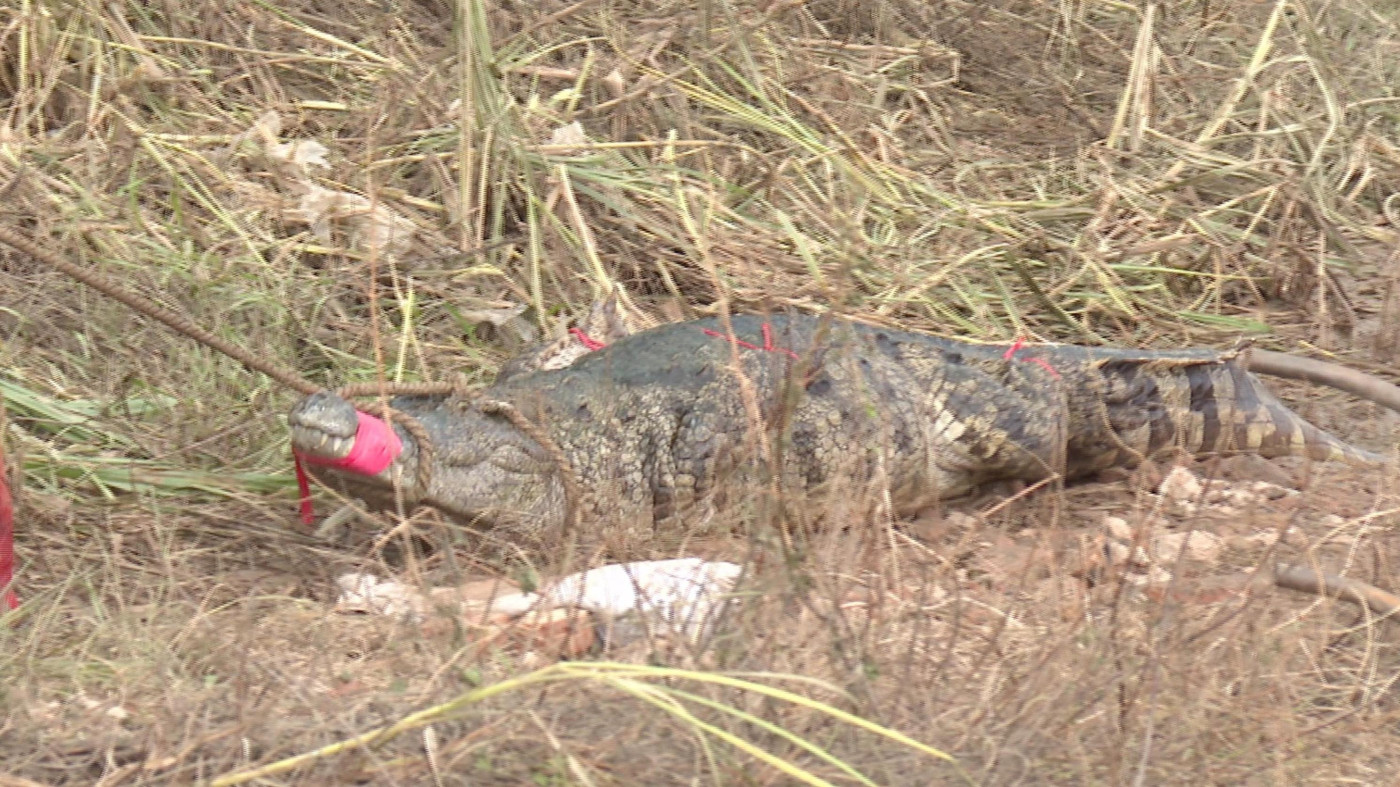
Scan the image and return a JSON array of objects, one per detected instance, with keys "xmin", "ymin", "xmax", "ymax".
[
  {"xmin": 289, "ymin": 391, "xmax": 565, "ymax": 531},
  {"xmin": 289, "ymin": 391, "xmax": 360, "ymax": 462},
  {"xmin": 289, "ymin": 391, "xmax": 417, "ymax": 488},
  {"xmin": 290, "ymin": 423, "xmax": 356, "ymax": 462}
]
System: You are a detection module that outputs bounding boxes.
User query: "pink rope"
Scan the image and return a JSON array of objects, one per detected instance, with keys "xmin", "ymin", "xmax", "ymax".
[{"xmin": 1001, "ymin": 339, "xmax": 1026, "ymax": 360}]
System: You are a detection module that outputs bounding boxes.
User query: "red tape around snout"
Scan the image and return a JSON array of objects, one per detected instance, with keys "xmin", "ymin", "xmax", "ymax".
[{"xmin": 293, "ymin": 410, "xmax": 403, "ymax": 526}]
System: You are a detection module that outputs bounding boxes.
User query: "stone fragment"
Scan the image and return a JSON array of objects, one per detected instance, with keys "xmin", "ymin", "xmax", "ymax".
[
  {"xmin": 1151, "ymin": 531, "xmax": 1224, "ymax": 564},
  {"xmin": 1158, "ymin": 466, "xmax": 1203, "ymax": 502},
  {"xmin": 1102, "ymin": 515, "xmax": 1134, "ymax": 542}
]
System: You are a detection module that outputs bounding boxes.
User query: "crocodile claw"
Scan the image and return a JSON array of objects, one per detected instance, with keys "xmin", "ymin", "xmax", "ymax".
[{"xmin": 289, "ymin": 391, "xmax": 360, "ymax": 461}]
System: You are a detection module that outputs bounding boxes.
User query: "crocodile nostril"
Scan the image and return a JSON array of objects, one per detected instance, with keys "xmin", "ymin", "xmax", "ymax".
[{"xmin": 290, "ymin": 392, "xmax": 361, "ymax": 439}]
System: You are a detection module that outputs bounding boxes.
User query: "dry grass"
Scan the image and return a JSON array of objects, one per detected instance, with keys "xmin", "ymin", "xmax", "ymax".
[{"xmin": 2, "ymin": 0, "xmax": 1400, "ymax": 783}]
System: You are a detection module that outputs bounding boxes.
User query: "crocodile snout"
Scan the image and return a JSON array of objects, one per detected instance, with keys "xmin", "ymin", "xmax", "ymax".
[{"xmin": 289, "ymin": 391, "xmax": 360, "ymax": 461}]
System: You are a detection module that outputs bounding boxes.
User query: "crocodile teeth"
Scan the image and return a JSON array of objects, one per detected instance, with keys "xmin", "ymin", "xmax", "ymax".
[{"xmin": 291, "ymin": 425, "xmax": 355, "ymax": 461}]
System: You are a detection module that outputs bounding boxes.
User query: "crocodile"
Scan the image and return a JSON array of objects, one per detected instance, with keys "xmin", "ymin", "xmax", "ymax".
[{"xmin": 290, "ymin": 314, "xmax": 1392, "ymax": 538}]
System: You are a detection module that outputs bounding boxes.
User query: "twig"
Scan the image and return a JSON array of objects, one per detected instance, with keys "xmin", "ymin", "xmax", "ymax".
[
  {"xmin": 1247, "ymin": 349, "xmax": 1400, "ymax": 415},
  {"xmin": 1273, "ymin": 564, "xmax": 1400, "ymax": 618}
]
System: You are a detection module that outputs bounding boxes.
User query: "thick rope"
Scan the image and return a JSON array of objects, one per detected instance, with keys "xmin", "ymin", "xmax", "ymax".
[
  {"xmin": 478, "ymin": 399, "xmax": 582, "ymax": 532},
  {"xmin": 0, "ymin": 225, "xmax": 584, "ymax": 528},
  {"xmin": 334, "ymin": 386, "xmax": 468, "ymax": 498},
  {"xmin": 336, "ymin": 381, "xmax": 464, "ymax": 399},
  {"xmin": 0, "ymin": 224, "xmax": 323, "ymax": 396}
]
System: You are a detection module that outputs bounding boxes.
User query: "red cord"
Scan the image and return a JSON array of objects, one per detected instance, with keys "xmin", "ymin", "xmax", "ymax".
[
  {"xmin": 0, "ymin": 437, "xmax": 18, "ymax": 610},
  {"xmin": 569, "ymin": 328, "xmax": 607, "ymax": 351},
  {"xmin": 1002, "ymin": 338, "xmax": 1060, "ymax": 379},
  {"xmin": 294, "ymin": 454, "xmax": 315, "ymax": 526},
  {"xmin": 702, "ymin": 324, "xmax": 799, "ymax": 359}
]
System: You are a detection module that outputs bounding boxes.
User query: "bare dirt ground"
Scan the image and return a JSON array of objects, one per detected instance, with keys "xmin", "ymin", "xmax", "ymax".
[
  {"xmin": 3, "ymin": 397, "xmax": 1396, "ymax": 784},
  {"xmin": 2, "ymin": 0, "xmax": 1399, "ymax": 783}
]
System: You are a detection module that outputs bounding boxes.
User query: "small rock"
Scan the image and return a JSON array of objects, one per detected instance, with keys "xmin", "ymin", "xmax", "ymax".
[
  {"xmin": 1102, "ymin": 516, "xmax": 1135, "ymax": 542},
  {"xmin": 1151, "ymin": 531, "xmax": 1224, "ymax": 564},
  {"xmin": 1215, "ymin": 454, "xmax": 1296, "ymax": 488},
  {"xmin": 1098, "ymin": 535, "xmax": 1150, "ymax": 568},
  {"xmin": 946, "ymin": 511, "xmax": 980, "ymax": 531},
  {"xmin": 1104, "ymin": 540, "xmax": 1133, "ymax": 567},
  {"xmin": 1158, "ymin": 466, "xmax": 1203, "ymax": 501},
  {"xmin": 1125, "ymin": 565, "xmax": 1174, "ymax": 586},
  {"xmin": 1210, "ymin": 486, "xmax": 1261, "ymax": 509},
  {"xmin": 1248, "ymin": 481, "xmax": 1295, "ymax": 500},
  {"xmin": 1204, "ymin": 486, "xmax": 1241, "ymax": 505},
  {"xmin": 1227, "ymin": 528, "xmax": 1299, "ymax": 550},
  {"xmin": 106, "ymin": 706, "xmax": 131, "ymax": 722},
  {"xmin": 1204, "ymin": 482, "xmax": 1291, "ymax": 507}
]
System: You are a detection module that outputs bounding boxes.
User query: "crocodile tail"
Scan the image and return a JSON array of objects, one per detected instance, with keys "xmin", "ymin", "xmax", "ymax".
[{"xmin": 1095, "ymin": 356, "xmax": 1385, "ymax": 466}]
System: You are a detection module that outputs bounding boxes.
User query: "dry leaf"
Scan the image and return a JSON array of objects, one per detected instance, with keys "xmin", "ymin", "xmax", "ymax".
[
  {"xmin": 266, "ymin": 139, "xmax": 330, "ymax": 171},
  {"xmin": 294, "ymin": 184, "xmax": 416, "ymax": 257},
  {"xmin": 546, "ymin": 121, "xmax": 589, "ymax": 156}
]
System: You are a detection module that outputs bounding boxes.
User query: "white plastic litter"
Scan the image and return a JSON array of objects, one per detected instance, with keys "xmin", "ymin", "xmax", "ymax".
[
  {"xmin": 334, "ymin": 558, "xmax": 742, "ymax": 646},
  {"xmin": 493, "ymin": 558, "xmax": 743, "ymax": 645}
]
